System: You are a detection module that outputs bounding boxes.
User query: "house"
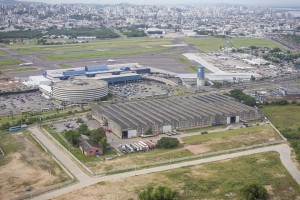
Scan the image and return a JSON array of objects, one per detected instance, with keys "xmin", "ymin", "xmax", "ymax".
[{"xmin": 79, "ymin": 139, "xmax": 103, "ymax": 157}]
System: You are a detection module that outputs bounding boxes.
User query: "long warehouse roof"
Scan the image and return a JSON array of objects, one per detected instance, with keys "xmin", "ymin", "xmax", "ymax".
[{"xmin": 94, "ymin": 94, "xmax": 258, "ymax": 129}]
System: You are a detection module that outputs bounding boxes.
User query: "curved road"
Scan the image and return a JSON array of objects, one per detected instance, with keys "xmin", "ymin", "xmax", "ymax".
[{"xmin": 28, "ymin": 126, "xmax": 300, "ymax": 200}]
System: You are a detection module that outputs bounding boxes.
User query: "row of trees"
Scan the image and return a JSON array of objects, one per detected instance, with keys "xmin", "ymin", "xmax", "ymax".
[
  {"xmin": 46, "ymin": 27, "xmax": 119, "ymax": 39},
  {"xmin": 121, "ymin": 28, "xmax": 147, "ymax": 37},
  {"xmin": 138, "ymin": 183, "xmax": 268, "ymax": 200},
  {"xmin": 0, "ymin": 28, "xmax": 119, "ymax": 39},
  {"xmin": 225, "ymin": 89, "xmax": 256, "ymax": 106}
]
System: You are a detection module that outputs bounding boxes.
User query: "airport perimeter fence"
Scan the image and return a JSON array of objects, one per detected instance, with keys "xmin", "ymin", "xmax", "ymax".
[
  {"xmin": 98, "ymin": 140, "xmax": 287, "ymax": 175},
  {"xmin": 13, "ymin": 130, "xmax": 76, "ymax": 200},
  {"xmin": 40, "ymin": 126, "xmax": 95, "ymax": 175},
  {"xmin": 12, "ymin": 179, "xmax": 74, "ymax": 200}
]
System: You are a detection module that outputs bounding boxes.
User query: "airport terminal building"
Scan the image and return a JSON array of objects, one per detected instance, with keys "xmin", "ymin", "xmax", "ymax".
[{"xmin": 92, "ymin": 94, "xmax": 262, "ymax": 138}]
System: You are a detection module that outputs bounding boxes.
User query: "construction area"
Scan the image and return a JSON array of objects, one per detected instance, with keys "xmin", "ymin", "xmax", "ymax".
[{"xmin": 92, "ymin": 94, "xmax": 262, "ymax": 138}]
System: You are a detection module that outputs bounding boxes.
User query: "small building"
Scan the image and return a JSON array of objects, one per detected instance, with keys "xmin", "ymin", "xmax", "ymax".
[{"xmin": 79, "ymin": 140, "xmax": 103, "ymax": 157}]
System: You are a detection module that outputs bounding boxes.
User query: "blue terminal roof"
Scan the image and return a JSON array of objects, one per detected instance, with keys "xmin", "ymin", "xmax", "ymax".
[
  {"xmin": 63, "ymin": 70, "xmax": 86, "ymax": 76},
  {"xmin": 100, "ymin": 74, "xmax": 141, "ymax": 84},
  {"xmin": 85, "ymin": 69, "xmax": 123, "ymax": 75}
]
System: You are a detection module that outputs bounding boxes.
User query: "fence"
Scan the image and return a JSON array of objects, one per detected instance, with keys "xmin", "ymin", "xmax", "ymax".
[{"xmin": 12, "ymin": 130, "xmax": 75, "ymax": 200}]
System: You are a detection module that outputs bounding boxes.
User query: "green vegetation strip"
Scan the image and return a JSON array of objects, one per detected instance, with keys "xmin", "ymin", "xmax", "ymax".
[
  {"xmin": 183, "ymin": 37, "xmax": 226, "ymax": 52},
  {"xmin": 262, "ymin": 105, "xmax": 300, "ymax": 161},
  {"xmin": 177, "ymin": 57, "xmax": 191, "ymax": 64},
  {"xmin": 0, "ymin": 58, "xmax": 21, "ymax": 66},
  {"xmin": 58, "ymin": 63, "xmax": 73, "ymax": 69},
  {"xmin": 230, "ymin": 37, "xmax": 285, "ymax": 49},
  {"xmin": 14, "ymin": 39, "xmax": 172, "ymax": 54},
  {"xmin": 182, "ymin": 125, "xmax": 281, "ymax": 151},
  {"xmin": 39, "ymin": 47, "xmax": 166, "ymax": 61},
  {"xmin": 1, "ymin": 67, "xmax": 36, "ymax": 73}
]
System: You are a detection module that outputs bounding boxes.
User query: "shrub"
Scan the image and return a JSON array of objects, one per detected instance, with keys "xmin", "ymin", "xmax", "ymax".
[
  {"xmin": 241, "ymin": 183, "xmax": 268, "ymax": 200},
  {"xmin": 158, "ymin": 137, "xmax": 179, "ymax": 149},
  {"xmin": 138, "ymin": 185, "xmax": 179, "ymax": 200}
]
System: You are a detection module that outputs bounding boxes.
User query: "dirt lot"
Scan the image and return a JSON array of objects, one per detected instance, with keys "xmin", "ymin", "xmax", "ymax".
[{"xmin": 0, "ymin": 132, "xmax": 68, "ymax": 200}]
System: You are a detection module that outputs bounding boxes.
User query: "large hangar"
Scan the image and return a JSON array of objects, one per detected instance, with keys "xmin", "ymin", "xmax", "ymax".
[
  {"xmin": 52, "ymin": 79, "xmax": 108, "ymax": 103},
  {"xmin": 92, "ymin": 94, "xmax": 262, "ymax": 138}
]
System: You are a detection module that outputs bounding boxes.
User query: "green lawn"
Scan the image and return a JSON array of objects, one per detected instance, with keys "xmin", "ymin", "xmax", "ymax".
[
  {"xmin": 1, "ymin": 67, "xmax": 36, "ymax": 73},
  {"xmin": 230, "ymin": 37, "xmax": 285, "ymax": 49},
  {"xmin": 0, "ymin": 50, "xmax": 7, "ymax": 56},
  {"xmin": 0, "ymin": 58, "xmax": 21, "ymax": 66},
  {"xmin": 183, "ymin": 37, "xmax": 226, "ymax": 52},
  {"xmin": 13, "ymin": 38, "xmax": 172, "ymax": 54},
  {"xmin": 58, "ymin": 63, "xmax": 73, "ymax": 69},
  {"xmin": 39, "ymin": 47, "xmax": 166, "ymax": 61},
  {"xmin": 182, "ymin": 125, "xmax": 282, "ymax": 152},
  {"xmin": 56, "ymin": 152, "xmax": 300, "ymax": 200}
]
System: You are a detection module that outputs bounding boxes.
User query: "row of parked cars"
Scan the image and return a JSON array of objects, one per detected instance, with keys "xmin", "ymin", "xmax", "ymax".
[
  {"xmin": 165, "ymin": 131, "xmax": 180, "ymax": 136},
  {"xmin": 118, "ymin": 140, "xmax": 157, "ymax": 154}
]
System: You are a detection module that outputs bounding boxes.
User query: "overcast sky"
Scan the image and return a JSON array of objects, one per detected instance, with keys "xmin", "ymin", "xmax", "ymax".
[{"xmin": 18, "ymin": 0, "xmax": 300, "ymax": 6}]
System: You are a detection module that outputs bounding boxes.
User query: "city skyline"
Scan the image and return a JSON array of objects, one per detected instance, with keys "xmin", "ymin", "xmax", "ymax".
[{"xmin": 17, "ymin": 0, "xmax": 300, "ymax": 6}]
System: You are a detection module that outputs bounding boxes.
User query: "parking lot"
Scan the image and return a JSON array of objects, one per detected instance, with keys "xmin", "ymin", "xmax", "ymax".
[
  {"xmin": 0, "ymin": 92, "xmax": 55, "ymax": 116},
  {"xmin": 50, "ymin": 115, "xmax": 101, "ymax": 132},
  {"xmin": 109, "ymin": 81, "xmax": 171, "ymax": 100}
]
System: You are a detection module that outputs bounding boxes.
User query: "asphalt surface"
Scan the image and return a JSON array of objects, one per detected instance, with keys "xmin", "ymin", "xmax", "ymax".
[{"xmin": 28, "ymin": 126, "xmax": 300, "ymax": 200}]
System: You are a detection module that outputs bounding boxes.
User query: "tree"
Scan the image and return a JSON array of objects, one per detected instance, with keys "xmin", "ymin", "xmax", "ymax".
[
  {"xmin": 145, "ymin": 128, "xmax": 153, "ymax": 135},
  {"xmin": 138, "ymin": 185, "xmax": 179, "ymax": 200},
  {"xmin": 100, "ymin": 138, "xmax": 108, "ymax": 151},
  {"xmin": 157, "ymin": 137, "xmax": 179, "ymax": 149},
  {"xmin": 241, "ymin": 183, "xmax": 268, "ymax": 200},
  {"xmin": 77, "ymin": 123, "xmax": 89, "ymax": 135},
  {"xmin": 91, "ymin": 127, "xmax": 105, "ymax": 143}
]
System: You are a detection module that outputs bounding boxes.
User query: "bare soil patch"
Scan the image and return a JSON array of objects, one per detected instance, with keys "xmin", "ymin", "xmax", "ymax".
[
  {"xmin": 0, "ymin": 133, "xmax": 68, "ymax": 200},
  {"xmin": 184, "ymin": 144, "xmax": 211, "ymax": 154}
]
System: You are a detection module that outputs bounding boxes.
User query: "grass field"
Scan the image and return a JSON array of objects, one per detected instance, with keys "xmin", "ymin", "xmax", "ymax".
[
  {"xmin": 183, "ymin": 125, "xmax": 226, "ymax": 133},
  {"xmin": 0, "ymin": 58, "xmax": 21, "ymax": 66},
  {"xmin": 1, "ymin": 67, "xmax": 36, "ymax": 73},
  {"xmin": 57, "ymin": 63, "xmax": 73, "ymax": 69},
  {"xmin": 182, "ymin": 125, "xmax": 282, "ymax": 152},
  {"xmin": 13, "ymin": 38, "xmax": 172, "ymax": 54},
  {"xmin": 262, "ymin": 105, "xmax": 300, "ymax": 131},
  {"xmin": 39, "ymin": 47, "xmax": 166, "ymax": 61},
  {"xmin": 183, "ymin": 37, "xmax": 226, "ymax": 52},
  {"xmin": 230, "ymin": 37, "xmax": 285, "ymax": 49},
  {"xmin": 0, "ymin": 50, "xmax": 8, "ymax": 56},
  {"xmin": 87, "ymin": 148, "xmax": 193, "ymax": 172},
  {"xmin": 262, "ymin": 105, "xmax": 300, "ymax": 162},
  {"xmin": 56, "ymin": 152, "xmax": 300, "ymax": 200}
]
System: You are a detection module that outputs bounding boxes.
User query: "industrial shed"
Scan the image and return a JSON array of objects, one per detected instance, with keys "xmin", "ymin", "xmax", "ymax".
[{"xmin": 92, "ymin": 94, "xmax": 262, "ymax": 138}]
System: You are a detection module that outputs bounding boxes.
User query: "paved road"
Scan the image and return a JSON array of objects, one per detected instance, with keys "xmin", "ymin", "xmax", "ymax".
[{"xmin": 29, "ymin": 126, "xmax": 90, "ymax": 181}]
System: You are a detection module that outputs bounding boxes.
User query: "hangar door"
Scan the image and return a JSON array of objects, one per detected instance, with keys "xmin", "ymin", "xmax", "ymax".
[
  {"xmin": 226, "ymin": 116, "xmax": 240, "ymax": 124},
  {"xmin": 127, "ymin": 130, "xmax": 137, "ymax": 138},
  {"xmin": 163, "ymin": 125, "xmax": 172, "ymax": 133}
]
